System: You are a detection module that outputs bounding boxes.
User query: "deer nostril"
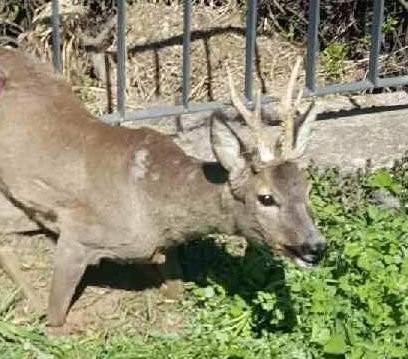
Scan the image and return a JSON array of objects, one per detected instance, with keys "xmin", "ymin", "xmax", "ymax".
[
  {"xmin": 298, "ymin": 241, "xmax": 326, "ymax": 265},
  {"xmin": 310, "ymin": 242, "xmax": 326, "ymax": 256}
]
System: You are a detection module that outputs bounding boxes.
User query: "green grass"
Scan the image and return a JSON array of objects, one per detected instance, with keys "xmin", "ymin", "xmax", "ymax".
[{"xmin": 0, "ymin": 157, "xmax": 407, "ymax": 359}]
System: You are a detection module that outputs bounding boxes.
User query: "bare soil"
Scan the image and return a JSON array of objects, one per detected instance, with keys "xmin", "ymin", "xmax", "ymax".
[{"xmin": 0, "ymin": 232, "xmax": 187, "ymax": 335}]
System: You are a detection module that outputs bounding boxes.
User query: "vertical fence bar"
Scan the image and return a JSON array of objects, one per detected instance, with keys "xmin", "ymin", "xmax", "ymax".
[
  {"xmin": 51, "ymin": 0, "xmax": 62, "ymax": 72},
  {"xmin": 305, "ymin": 0, "xmax": 320, "ymax": 94},
  {"xmin": 117, "ymin": 0, "xmax": 127, "ymax": 121},
  {"xmin": 182, "ymin": 0, "xmax": 192, "ymax": 109},
  {"xmin": 244, "ymin": 0, "xmax": 258, "ymax": 103},
  {"xmin": 368, "ymin": 0, "xmax": 384, "ymax": 85}
]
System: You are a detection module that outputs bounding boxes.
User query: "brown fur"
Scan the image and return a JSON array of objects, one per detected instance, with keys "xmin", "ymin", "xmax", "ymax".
[{"xmin": 0, "ymin": 48, "xmax": 325, "ymax": 327}]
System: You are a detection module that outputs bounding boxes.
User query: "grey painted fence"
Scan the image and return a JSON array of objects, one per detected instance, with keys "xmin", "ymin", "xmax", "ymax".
[{"xmin": 51, "ymin": 0, "xmax": 408, "ymax": 123}]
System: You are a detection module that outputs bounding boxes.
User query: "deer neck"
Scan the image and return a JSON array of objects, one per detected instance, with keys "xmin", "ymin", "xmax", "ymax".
[
  {"xmin": 188, "ymin": 161, "xmax": 239, "ymax": 235},
  {"xmin": 158, "ymin": 161, "xmax": 239, "ymax": 244}
]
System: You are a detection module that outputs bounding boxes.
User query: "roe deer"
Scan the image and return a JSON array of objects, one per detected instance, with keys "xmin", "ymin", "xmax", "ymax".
[{"xmin": 0, "ymin": 48, "xmax": 325, "ymax": 327}]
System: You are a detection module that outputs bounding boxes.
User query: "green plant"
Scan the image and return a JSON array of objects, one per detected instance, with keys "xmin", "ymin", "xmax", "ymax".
[
  {"xmin": 0, "ymin": 159, "xmax": 407, "ymax": 358},
  {"xmin": 382, "ymin": 16, "xmax": 399, "ymax": 36},
  {"xmin": 322, "ymin": 43, "xmax": 349, "ymax": 80}
]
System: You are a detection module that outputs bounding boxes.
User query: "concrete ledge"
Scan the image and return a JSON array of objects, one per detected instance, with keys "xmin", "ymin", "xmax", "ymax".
[{"xmin": 160, "ymin": 92, "xmax": 408, "ymax": 171}]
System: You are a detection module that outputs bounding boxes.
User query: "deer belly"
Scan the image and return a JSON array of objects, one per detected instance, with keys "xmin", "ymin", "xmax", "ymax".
[{"xmin": 0, "ymin": 178, "xmax": 60, "ymax": 233}]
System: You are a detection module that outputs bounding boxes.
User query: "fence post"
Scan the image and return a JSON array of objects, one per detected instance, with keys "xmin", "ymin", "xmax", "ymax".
[
  {"xmin": 182, "ymin": 0, "xmax": 192, "ymax": 109},
  {"xmin": 51, "ymin": 0, "xmax": 62, "ymax": 72},
  {"xmin": 305, "ymin": 0, "xmax": 320, "ymax": 94},
  {"xmin": 100, "ymin": 0, "xmax": 408, "ymax": 122},
  {"xmin": 244, "ymin": 0, "xmax": 258, "ymax": 104},
  {"xmin": 368, "ymin": 0, "xmax": 384, "ymax": 85},
  {"xmin": 117, "ymin": 0, "xmax": 127, "ymax": 121}
]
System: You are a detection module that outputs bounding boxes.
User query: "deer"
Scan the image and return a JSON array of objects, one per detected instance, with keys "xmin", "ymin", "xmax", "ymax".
[{"xmin": 0, "ymin": 47, "xmax": 325, "ymax": 328}]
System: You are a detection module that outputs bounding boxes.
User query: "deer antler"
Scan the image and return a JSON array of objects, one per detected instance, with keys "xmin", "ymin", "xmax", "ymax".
[
  {"xmin": 225, "ymin": 57, "xmax": 317, "ymax": 163},
  {"xmin": 227, "ymin": 66, "xmax": 258, "ymax": 128},
  {"xmin": 279, "ymin": 56, "xmax": 302, "ymax": 159},
  {"xmin": 278, "ymin": 56, "xmax": 317, "ymax": 160},
  {"xmin": 226, "ymin": 66, "xmax": 275, "ymax": 163}
]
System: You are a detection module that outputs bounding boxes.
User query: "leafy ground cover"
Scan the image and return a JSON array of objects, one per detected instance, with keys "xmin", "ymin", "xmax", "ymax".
[{"xmin": 0, "ymin": 156, "xmax": 407, "ymax": 359}]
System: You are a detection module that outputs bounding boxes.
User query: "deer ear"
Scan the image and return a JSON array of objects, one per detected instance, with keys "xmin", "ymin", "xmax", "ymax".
[
  {"xmin": 292, "ymin": 102, "xmax": 317, "ymax": 158},
  {"xmin": 210, "ymin": 115, "xmax": 246, "ymax": 172}
]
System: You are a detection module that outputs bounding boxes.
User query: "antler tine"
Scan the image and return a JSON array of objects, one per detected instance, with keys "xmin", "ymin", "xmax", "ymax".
[
  {"xmin": 280, "ymin": 56, "xmax": 302, "ymax": 158},
  {"xmin": 282, "ymin": 56, "xmax": 302, "ymax": 112},
  {"xmin": 226, "ymin": 63, "xmax": 274, "ymax": 163},
  {"xmin": 294, "ymin": 88, "xmax": 304, "ymax": 109},
  {"xmin": 226, "ymin": 64, "xmax": 255, "ymax": 127}
]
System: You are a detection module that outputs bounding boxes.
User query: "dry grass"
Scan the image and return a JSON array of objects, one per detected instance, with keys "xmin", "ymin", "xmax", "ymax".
[
  {"xmin": 18, "ymin": 0, "xmax": 89, "ymax": 83},
  {"xmin": 6, "ymin": 1, "xmax": 400, "ymax": 117},
  {"xmin": 13, "ymin": 2, "xmax": 308, "ymax": 115}
]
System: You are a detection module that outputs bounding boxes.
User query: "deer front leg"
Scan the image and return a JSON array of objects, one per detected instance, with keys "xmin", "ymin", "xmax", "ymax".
[
  {"xmin": 0, "ymin": 246, "xmax": 44, "ymax": 312},
  {"xmin": 156, "ymin": 247, "xmax": 184, "ymax": 300},
  {"xmin": 47, "ymin": 237, "xmax": 89, "ymax": 327}
]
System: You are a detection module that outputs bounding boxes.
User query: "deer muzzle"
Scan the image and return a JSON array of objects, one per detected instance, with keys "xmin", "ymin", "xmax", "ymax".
[{"xmin": 284, "ymin": 237, "xmax": 326, "ymax": 268}]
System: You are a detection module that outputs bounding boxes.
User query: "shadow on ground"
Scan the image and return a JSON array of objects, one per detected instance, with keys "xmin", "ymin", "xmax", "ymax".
[{"xmin": 79, "ymin": 236, "xmax": 297, "ymax": 334}]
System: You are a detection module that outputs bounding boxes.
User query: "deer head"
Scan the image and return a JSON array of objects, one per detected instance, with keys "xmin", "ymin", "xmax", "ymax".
[{"xmin": 210, "ymin": 57, "xmax": 325, "ymax": 268}]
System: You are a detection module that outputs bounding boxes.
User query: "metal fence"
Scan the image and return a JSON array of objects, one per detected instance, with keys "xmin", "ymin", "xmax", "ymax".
[{"xmin": 51, "ymin": 0, "xmax": 408, "ymax": 123}]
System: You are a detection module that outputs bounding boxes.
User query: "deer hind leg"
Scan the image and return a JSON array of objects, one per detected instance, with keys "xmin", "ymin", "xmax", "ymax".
[
  {"xmin": 47, "ymin": 237, "xmax": 89, "ymax": 327},
  {"xmin": 156, "ymin": 247, "xmax": 184, "ymax": 299},
  {"xmin": 0, "ymin": 246, "xmax": 44, "ymax": 312}
]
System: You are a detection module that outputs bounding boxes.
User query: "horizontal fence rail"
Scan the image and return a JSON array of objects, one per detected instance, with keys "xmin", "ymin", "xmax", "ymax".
[{"xmin": 50, "ymin": 0, "xmax": 408, "ymax": 124}]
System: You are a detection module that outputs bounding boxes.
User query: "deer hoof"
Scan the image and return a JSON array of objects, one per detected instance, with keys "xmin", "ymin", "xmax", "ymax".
[
  {"xmin": 160, "ymin": 279, "xmax": 184, "ymax": 300},
  {"xmin": 44, "ymin": 325, "xmax": 69, "ymax": 337}
]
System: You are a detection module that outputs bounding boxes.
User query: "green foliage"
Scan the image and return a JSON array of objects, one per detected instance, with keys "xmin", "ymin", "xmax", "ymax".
[
  {"xmin": 0, "ymin": 158, "xmax": 407, "ymax": 358},
  {"xmin": 322, "ymin": 43, "xmax": 348, "ymax": 80},
  {"xmin": 382, "ymin": 16, "xmax": 399, "ymax": 36},
  {"xmin": 258, "ymin": 0, "xmax": 407, "ymax": 57}
]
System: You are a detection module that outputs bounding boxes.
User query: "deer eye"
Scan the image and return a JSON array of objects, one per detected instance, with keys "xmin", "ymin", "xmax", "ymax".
[{"xmin": 257, "ymin": 194, "xmax": 277, "ymax": 207}]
